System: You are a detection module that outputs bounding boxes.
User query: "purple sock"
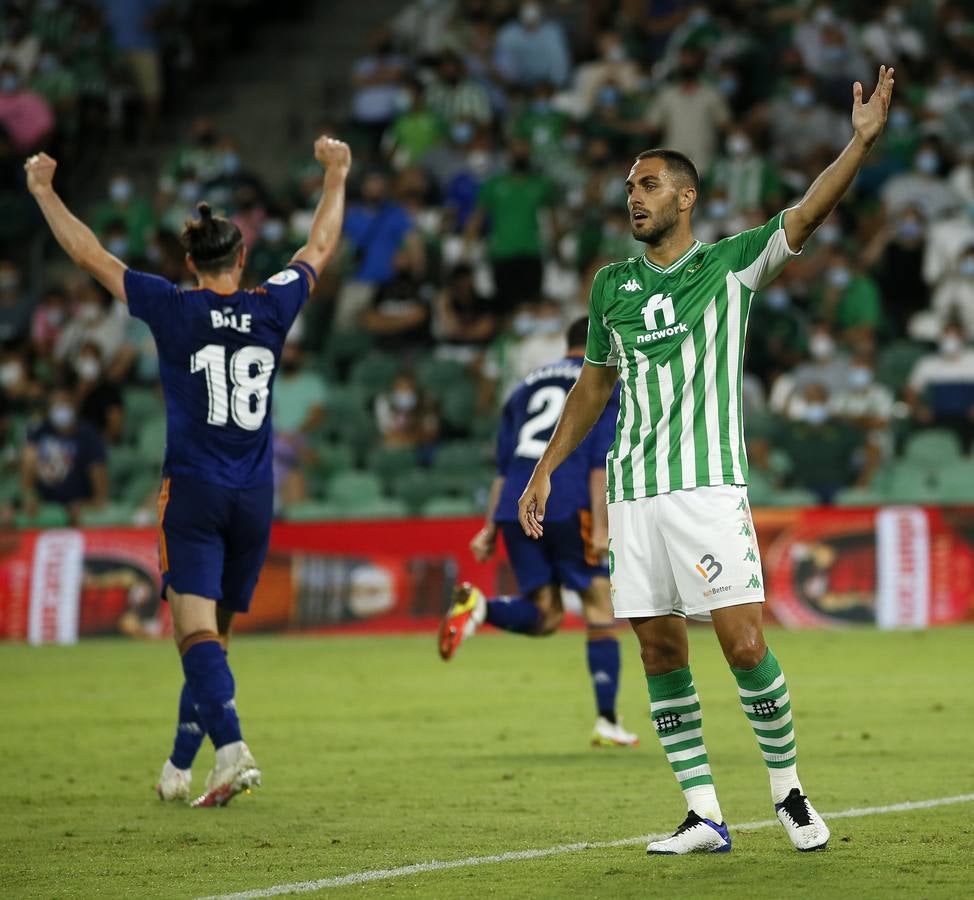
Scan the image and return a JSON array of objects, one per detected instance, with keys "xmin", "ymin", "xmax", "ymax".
[
  {"xmin": 587, "ymin": 636, "xmax": 620, "ymax": 721},
  {"xmin": 181, "ymin": 640, "xmax": 242, "ymax": 750},
  {"xmin": 169, "ymin": 681, "xmax": 206, "ymax": 770},
  {"xmin": 485, "ymin": 595, "xmax": 542, "ymax": 634}
]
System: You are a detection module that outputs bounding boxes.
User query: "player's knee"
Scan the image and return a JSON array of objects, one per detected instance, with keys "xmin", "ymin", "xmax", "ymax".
[
  {"xmin": 724, "ymin": 634, "xmax": 767, "ymax": 670},
  {"xmin": 638, "ymin": 635, "xmax": 686, "ymax": 674},
  {"xmin": 535, "ymin": 606, "xmax": 563, "ymax": 635}
]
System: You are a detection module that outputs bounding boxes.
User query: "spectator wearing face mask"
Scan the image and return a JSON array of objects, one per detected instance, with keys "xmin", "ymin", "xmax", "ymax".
[
  {"xmin": 927, "ymin": 244, "xmax": 974, "ymax": 339},
  {"xmin": 91, "ymin": 171, "xmax": 156, "ymax": 259},
  {"xmin": 0, "ymin": 345, "xmax": 42, "ymax": 412},
  {"xmin": 567, "ymin": 30, "xmax": 640, "ymax": 118},
  {"xmin": 54, "ymin": 281, "xmax": 133, "ymax": 380},
  {"xmin": 830, "ymin": 346, "xmax": 894, "ymax": 478},
  {"xmin": 74, "ymin": 342, "xmax": 124, "ymax": 444},
  {"xmin": 0, "ymin": 8, "xmax": 40, "ymax": 76},
  {"xmin": 769, "ymin": 322, "xmax": 851, "ymax": 416},
  {"xmin": 426, "ymin": 51, "xmax": 492, "ymax": 127},
  {"xmin": 374, "ymin": 372, "xmax": 439, "ymax": 451},
  {"xmin": 494, "ymin": 2, "xmax": 571, "ymax": 90},
  {"xmin": 766, "ymin": 73, "xmax": 849, "ymax": 167},
  {"xmin": 350, "ymin": 27, "xmax": 410, "ymax": 149},
  {"xmin": 814, "ymin": 249, "xmax": 883, "ymax": 341},
  {"xmin": 862, "ymin": 205, "xmax": 929, "ymax": 337},
  {"xmin": 905, "ymin": 321, "xmax": 974, "ymax": 450},
  {"xmin": 21, "ymin": 382, "xmax": 108, "ymax": 526},
  {"xmin": 776, "ymin": 382, "xmax": 865, "ymax": 504},
  {"xmin": 481, "ymin": 299, "xmax": 565, "ymax": 407},
  {"xmin": 881, "ymin": 139, "xmax": 960, "ymax": 220},
  {"xmin": 706, "ymin": 130, "xmax": 783, "ymax": 216},
  {"xmin": 644, "ymin": 47, "xmax": 730, "ymax": 177},
  {"xmin": 246, "ymin": 216, "xmax": 301, "ymax": 285},
  {"xmin": 0, "ymin": 259, "xmax": 32, "ymax": 344}
]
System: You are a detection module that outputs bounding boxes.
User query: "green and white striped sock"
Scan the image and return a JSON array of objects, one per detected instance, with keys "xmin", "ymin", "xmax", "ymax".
[
  {"xmin": 733, "ymin": 648, "xmax": 803, "ymax": 804},
  {"xmin": 647, "ymin": 667, "xmax": 722, "ymax": 823}
]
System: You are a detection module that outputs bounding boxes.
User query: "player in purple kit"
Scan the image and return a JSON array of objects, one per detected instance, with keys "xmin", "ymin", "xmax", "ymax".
[
  {"xmin": 25, "ymin": 135, "xmax": 351, "ymax": 807},
  {"xmin": 439, "ymin": 318, "xmax": 638, "ymax": 747}
]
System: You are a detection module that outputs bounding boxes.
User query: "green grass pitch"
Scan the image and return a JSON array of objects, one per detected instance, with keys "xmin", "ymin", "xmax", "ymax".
[{"xmin": 1, "ymin": 626, "xmax": 972, "ymax": 898}]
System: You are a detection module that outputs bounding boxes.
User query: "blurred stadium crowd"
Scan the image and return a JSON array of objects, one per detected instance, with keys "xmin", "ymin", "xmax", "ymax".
[{"xmin": 2, "ymin": 0, "xmax": 974, "ymax": 528}]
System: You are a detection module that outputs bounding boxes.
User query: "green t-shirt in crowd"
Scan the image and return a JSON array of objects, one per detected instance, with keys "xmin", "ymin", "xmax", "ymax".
[{"xmin": 476, "ymin": 172, "xmax": 556, "ymax": 260}]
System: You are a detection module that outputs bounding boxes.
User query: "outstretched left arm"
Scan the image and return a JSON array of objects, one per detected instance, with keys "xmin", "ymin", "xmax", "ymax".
[
  {"xmin": 783, "ymin": 66, "xmax": 895, "ymax": 252},
  {"xmin": 25, "ymin": 153, "xmax": 128, "ymax": 302}
]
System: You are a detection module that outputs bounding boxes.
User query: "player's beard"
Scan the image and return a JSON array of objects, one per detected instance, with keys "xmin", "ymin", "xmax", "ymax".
[{"xmin": 632, "ymin": 194, "xmax": 680, "ymax": 246}]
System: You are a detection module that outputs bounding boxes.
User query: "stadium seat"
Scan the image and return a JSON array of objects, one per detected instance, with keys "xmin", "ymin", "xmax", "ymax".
[
  {"xmin": 78, "ymin": 503, "xmax": 137, "ymax": 527},
  {"xmin": 416, "ymin": 357, "xmax": 468, "ymax": 399},
  {"xmin": 876, "ymin": 340, "xmax": 928, "ymax": 393},
  {"xmin": 107, "ymin": 445, "xmax": 146, "ymax": 489},
  {"xmin": 432, "ymin": 440, "xmax": 490, "ymax": 474},
  {"xmin": 367, "ymin": 445, "xmax": 420, "ymax": 488},
  {"xmin": 348, "ymin": 353, "xmax": 400, "ymax": 399},
  {"xmin": 833, "ymin": 486, "xmax": 889, "ymax": 507},
  {"xmin": 421, "ymin": 495, "xmax": 479, "ymax": 517},
  {"xmin": 327, "ymin": 471, "xmax": 384, "ymax": 506},
  {"xmin": 902, "ymin": 429, "xmax": 963, "ymax": 464},
  {"xmin": 388, "ymin": 469, "xmax": 435, "ymax": 514},
  {"xmin": 16, "ymin": 504, "xmax": 69, "ymax": 528},
  {"xmin": 744, "ymin": 468, "xmax": 777, "ymax": 506},
  {"xmin": 766, "ymin": 487, "xmax": 818, "ymax": 507},
  {"xmin": 137, "ymin": 416, "xmax": 167, "ymax": 461},
  {"xmin": 935, "ymin": 462, "xmax": 974, "ymax": 503},
  {"xmin": 336, "ymin": 497, "xmax": 410, "ymax": 520},
  {"xmin": 319, "ymin": 329, "xmax": 374, "ymax": 378},
  {"xmin": 438, "ymin": 380, "xmax": 479, "ymax": 432},
  {"xmin": 282, "ymin": 500, "xmax": 344, "ymax": 522},
  {"xmin": 886, "ymin": 463, "xmax": 941, "ymax": 504}
]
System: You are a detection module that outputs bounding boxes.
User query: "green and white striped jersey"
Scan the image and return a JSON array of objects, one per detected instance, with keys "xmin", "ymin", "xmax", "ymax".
[{"xmin": 585, "ymin": 211, "xmax": 799, "ymax": 502}]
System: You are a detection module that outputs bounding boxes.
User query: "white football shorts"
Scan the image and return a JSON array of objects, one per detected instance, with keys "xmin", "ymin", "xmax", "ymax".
[{"xmin": 607, "ymin": 484, "xmax": 765, "ymax": 620}]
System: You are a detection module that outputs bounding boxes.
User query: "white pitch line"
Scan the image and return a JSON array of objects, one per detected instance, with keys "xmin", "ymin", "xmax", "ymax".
[{"xmin": 201, "ymin": 792, "xmax": 974, "ymax": 899}]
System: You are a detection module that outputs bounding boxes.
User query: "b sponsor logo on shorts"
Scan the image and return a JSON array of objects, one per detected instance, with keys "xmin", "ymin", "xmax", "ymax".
[{"xmin": 695, "ymin": 553, "xmax": 723, "ymax": 584}]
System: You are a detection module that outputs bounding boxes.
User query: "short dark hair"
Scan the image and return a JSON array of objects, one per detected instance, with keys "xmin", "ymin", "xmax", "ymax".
[
  {"xmin": 634, "ymin": 148, "xmax": 700, "ymax": 193},
  {"xmin": 180, "ymin": 202, "xmax": 243, "ymax": 274},
  {"xmin": 567, "ymin": 316, "xmax": 589, "ymax": 349}
]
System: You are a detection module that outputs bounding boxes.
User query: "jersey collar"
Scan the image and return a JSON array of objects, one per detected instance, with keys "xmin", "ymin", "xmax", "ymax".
[{"xmin": 641, "ymin": 240, "xmax": 701, "ymax": 275}]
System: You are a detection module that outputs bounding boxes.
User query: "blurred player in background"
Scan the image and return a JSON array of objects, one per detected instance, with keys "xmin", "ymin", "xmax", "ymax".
[
  {"xmin": 439, "ymin": 317, "xmax": 637, "ymax": 748},
  {"xmin": 25, "ymin": 135, "xmax": 351, "ymax": 807},
  {"xmin": 518, "ymin": 68, "xmax": 896, "ymax": 854}
]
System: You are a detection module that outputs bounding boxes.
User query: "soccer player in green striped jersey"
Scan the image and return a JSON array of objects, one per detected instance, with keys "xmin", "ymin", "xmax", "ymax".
[{"xmin": 518, "ymin": 66, "xmax": 896, "ymax": 855}]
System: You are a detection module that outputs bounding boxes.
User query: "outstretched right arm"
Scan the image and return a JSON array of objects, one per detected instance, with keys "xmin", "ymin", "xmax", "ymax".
[
  {"xmin": 25, "ymin": 153, "xmax": 128, "ymax": 302},
  {"xmin": 517, "ymin": 363, "xmax": 617, "ymax": 539},
  {"xmin": 291, "ymin": 136, "xmax": 352, "ymax": 277}
]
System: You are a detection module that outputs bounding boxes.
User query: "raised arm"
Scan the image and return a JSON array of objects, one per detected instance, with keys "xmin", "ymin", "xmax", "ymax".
[
  {"xmin": 291, "ymin": 136, "xmax": 352, "ymax": 277},
  {"xmin": 25, "ymin": 153, "xmax": 128, "ymax": 302},
  {"xmin": 783, "ymin": 66, "xmax": 895, "ymax": 252},
  {"xmin": 517, "ymin": 363, "xmax": 618, "ymax": 539}
]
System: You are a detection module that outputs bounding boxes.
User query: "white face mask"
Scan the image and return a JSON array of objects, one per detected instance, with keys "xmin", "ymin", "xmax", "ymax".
[
  {"xmin": 512, "ymin": 313, "xmax": 536, "ymax": 336},
  {"xmin": 0, "ymin": 360, "xmax": 22, "ymax": 387},
  {"xmin": 804, "ymin": 403, "xmax": 830, "ymax": 425},
  {"xmin": 534, "ymin": 317, "xmax": 562, "ymax": 336},
  {"xmin": 78, "ymin": 302, "xmax": 101, "ymax": 323},
  {"xmin": 391, "ymin": 389, "xmax": 418, "ymax": 411},
  {"xmin": 727, "ymin": 134, "xmax": 751, "ymax": 156},
  {"xmin": 75, "ymin": 357, "xmax": 101, "ymax": 381},
  {"xmin": 50, "ymin": 404, "xmax": 75, "ymax": 430},
  {"xmin": 809, "ymin": 334, "xmax": 835, "ymax": 360},
  {"xmin": 109, "ymin": 178, "xmax": 132, "ymax": 203},
  {"xmin": 940, "ymin": 334, "xmax": 964, "ymax": 357},
  {"xmin": 848, "ymin": 366, "xmax": 872, "ymax": 389},
  {"xmin": 827, "ymin": 266, "xmax": 852, "ymax": 289}
]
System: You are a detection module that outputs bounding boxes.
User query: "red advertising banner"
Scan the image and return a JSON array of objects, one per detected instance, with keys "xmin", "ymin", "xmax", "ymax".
[{"xmin": 1, "ymin": 506, "xmax": 973, "ymax": 641}]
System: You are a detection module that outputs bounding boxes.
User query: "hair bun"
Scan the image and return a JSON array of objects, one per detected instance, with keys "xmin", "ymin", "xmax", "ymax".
[{"xmin": 197, "ymin": 201, "xmax": 212, "ymax": 221}]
